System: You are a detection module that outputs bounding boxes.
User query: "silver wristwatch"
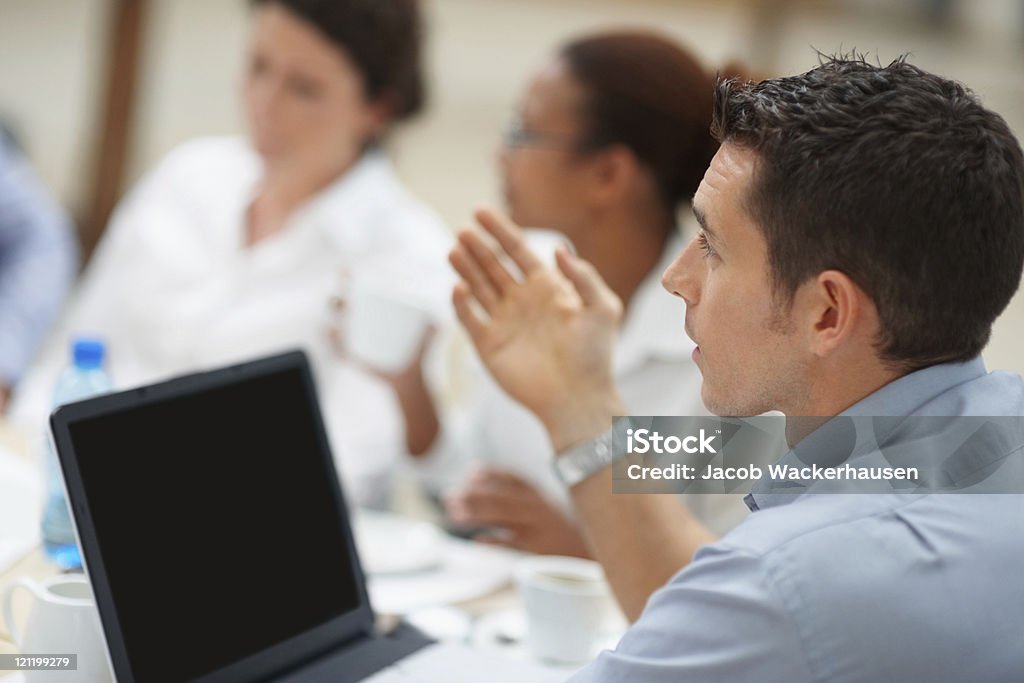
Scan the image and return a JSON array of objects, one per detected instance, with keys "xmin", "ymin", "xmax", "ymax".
[{"xmin": 553, "ymin": 429, "xmax": 616, "ymax": 488}]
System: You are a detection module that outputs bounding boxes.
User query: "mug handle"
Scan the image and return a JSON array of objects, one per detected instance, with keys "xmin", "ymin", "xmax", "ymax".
[{"xmin": 2, "ymin": 577, "xmax": 41, "ymax": 646}]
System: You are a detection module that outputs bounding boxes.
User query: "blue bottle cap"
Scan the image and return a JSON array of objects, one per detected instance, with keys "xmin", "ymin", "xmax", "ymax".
[{"xmin": 72, "ymin": 338, "xmax": 106, "ymax": 369}]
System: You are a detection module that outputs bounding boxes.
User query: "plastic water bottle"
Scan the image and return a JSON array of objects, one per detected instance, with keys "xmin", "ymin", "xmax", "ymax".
[{"xmin": 41, "ymin": 337, "xmax": 113, "ymax": 569}]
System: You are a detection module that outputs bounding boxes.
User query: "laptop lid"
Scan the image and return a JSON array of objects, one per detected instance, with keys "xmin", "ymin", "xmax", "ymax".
[{"xmin": 50, "ymin": 350, "xmax": 376, "ymax": 683}]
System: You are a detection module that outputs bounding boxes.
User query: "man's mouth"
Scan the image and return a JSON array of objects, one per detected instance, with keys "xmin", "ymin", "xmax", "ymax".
[{"xmin": 684, "ymin": 320, "xmax": 702, "ymax": 363}]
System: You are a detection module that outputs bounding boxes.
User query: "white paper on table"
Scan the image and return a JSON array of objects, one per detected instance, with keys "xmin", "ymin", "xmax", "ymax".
[{"xmin": 0, "ymin": 445, "xmax": 42, "ymax": 574}]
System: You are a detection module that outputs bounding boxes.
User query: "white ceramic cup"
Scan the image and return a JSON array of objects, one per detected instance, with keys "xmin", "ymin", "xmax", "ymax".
[
  {"xmin": 346, "ymin": 274, "xmax": 433, "ymax": 374},
  {"xmin": 2, "ymin": 575, "xmax": 112, "ymax": 683},
  {"xmin": 515, "ymin": 555, "xmax": 617, "ymax": 664}
]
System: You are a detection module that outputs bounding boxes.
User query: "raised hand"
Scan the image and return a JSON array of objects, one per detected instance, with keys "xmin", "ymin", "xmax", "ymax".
[{"xmin": 449, "ymin": 208, "xmax": 625, "ymax": 451}]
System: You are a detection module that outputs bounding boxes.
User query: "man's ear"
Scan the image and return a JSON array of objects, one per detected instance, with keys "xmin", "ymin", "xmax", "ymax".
[{"xmin": 801, "ymin": 269, "xmax": 873, "ymax": 358}]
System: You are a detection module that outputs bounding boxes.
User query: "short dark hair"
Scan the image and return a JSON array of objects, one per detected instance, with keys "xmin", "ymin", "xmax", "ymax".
[
  {"xmin": 560, "ymin": 32, "xmax": 730, "ymax": 219},
  {"xmin": 250, "ymin": 0, "xmax": 425, "ymax": 121},
  {"xmin": 713, "ymin": 54, "xmax": 1024, "ymax": 370}
]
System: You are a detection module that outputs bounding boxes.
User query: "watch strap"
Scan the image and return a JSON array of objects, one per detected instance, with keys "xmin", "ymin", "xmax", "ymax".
[{"xmin": 553, "ymin": 428, "xmax": 616, "ymax": 488}]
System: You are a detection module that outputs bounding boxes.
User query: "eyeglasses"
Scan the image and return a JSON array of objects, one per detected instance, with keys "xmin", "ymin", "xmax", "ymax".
[{"xmin": 502, "ymin": 115, "xmax": 578, "ymax": 150}]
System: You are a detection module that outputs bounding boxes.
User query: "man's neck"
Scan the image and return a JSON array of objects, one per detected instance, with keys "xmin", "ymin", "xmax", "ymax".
[{"xmin": 782, "ymin": 359, "xmax": 907, "ymax": 446}]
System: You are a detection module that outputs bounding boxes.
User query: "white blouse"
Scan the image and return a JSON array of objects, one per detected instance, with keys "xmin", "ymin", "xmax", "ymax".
[{"xmin": 12, "ymin": 136, "xmax": 455, "ymax": 506}]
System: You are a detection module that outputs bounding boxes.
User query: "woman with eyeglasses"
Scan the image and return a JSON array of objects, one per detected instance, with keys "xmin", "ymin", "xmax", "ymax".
[
  {"xmin": 397, "ymin": 31, "xmax": 752, "ymax": 556},
  {"xmin": 11, "ymin": 0, "xmax": 451, "ymax": 506}
]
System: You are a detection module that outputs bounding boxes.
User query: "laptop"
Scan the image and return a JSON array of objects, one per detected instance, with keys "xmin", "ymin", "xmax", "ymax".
[{"xmin": 50, "ymin": 350, "xmax": 564, "ymax": 683}]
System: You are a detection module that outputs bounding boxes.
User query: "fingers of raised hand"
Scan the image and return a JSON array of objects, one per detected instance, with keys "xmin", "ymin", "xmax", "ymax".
[
  {"xmin": 450, "ymin": 240, "xmax": 501, "ymax": 314},
  {"xmin": 474, "ymin": 207, "xmax": 542, "ymax": 275},
  {"xmin": 555, "ymin": 247, "xmax": 624, "ymax": 322},
  {"xmin": 452, "ymin": 281, "xmax": 488, "ymax": 345}
]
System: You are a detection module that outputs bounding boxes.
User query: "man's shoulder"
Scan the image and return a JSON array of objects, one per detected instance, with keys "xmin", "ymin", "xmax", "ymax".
[
  {"xmin": 716, "ymin": 491, "xmax": 1022, "ymax": 563},
  {"xmin": 658, "ymin": 493, "xmax": 1024, "ymax": 681},
  {"xmin": 708, "ymin": 493, "xmax": 898, "ymax": 559},
  {"xmin": 701, "ymin": 491, "xmax": 1024, "ymax": 649}
]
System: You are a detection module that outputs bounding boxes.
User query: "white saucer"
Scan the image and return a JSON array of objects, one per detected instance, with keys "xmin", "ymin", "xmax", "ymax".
[
  {"xmin": 353, "ymin": 511, "xmax": 444, "ymax": 576},
  {"xmin": 367, "ymin": 537, "xmax": 520, "ymax": 615}
]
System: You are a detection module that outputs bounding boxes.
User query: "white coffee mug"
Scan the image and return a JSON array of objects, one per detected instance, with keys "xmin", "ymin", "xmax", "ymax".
[
  {"xmin": 2, "ymin": 575, "xmax": 112, "ymax": 683},
  {"xmin": 346, "ymin": 275, "xmax": 433, "ymax": 373},
  {"xmin": 515, "ymin": 555, "xmax": 620, "ymax": 664}
]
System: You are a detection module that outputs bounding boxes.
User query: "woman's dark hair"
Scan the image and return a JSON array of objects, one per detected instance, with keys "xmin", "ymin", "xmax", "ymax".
[
  {"xmin": 250, "ymin": 0, "xmax": 425, "ymax": 121},
  {"xmin": 561, "ymin": 31, "xmax": 737, "ymax": 216}
]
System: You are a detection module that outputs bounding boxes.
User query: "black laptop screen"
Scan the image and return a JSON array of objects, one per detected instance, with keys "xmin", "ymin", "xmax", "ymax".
[{"xmin": 67, "ymin": 366, "xmax": 362, "ymax": 682}]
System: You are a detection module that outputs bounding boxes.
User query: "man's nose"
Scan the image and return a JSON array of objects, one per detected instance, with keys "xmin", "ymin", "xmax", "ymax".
[{"xmin": 661, "ymin": 237, "xmax": 702, "ymax": 305}]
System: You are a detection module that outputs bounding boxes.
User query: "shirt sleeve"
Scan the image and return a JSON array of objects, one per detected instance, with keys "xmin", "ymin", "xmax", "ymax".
[
  {"xmin": 569, "ymin": 542, "xmax": 813, "ymax": 683},
  {"xmin": 7, "ymin": 141, "xmax": 188, "ymax": 429},
  {"xmin": 0, "ymin": 137, "xmax": 78, "ymax": 388}
]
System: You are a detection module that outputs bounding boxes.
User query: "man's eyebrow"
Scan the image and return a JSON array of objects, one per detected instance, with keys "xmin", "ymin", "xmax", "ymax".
[{"xmin": 692, "ymin": 204, "xmax": 719, "ymax": 242}]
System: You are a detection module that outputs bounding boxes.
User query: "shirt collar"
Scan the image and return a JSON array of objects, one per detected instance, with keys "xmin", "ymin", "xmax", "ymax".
[
  {"xmin": 288, "ymin": 149, "xmax": 402, "ymax": 252},
  {"xmin": 843, "ymin": 356, "xmax": 987, "ymax": 418},
  {"xmin": 745, "ymin": 356, "xmax": 990, "ymax": 512}
]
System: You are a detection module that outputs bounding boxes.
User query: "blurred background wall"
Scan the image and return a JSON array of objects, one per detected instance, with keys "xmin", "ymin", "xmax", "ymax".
[{"xmin": 1, "ymin": 0, "xmax": 1022, "ymax": 372}]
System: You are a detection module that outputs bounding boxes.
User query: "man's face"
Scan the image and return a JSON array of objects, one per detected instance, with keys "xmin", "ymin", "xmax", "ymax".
[{"xmin": 662, "ymin": 144, "xmax": 807, "ymax": 416}]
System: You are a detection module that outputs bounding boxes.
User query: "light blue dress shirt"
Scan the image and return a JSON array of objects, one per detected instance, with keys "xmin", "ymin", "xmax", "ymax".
[
  {"xmin": 573, "ymin": 357, "xmax": 1024, "ymax": 682},
  {"xmin": 0, "ymin": 132, "xmax": 77, "ymax": 388}
]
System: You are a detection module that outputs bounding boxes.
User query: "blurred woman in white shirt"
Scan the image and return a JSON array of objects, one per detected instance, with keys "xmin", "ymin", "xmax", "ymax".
[
  {"xmin": 12, "ymin": 0, "xmax": 452, "ymax": 506},
  {"xmin": 397, "ymin": 32, "xmax": 751, "ymax": 554}
]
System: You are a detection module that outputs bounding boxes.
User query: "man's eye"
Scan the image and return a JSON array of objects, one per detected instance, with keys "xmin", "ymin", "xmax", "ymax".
[{"xmin": 697, "ymin": 232, "xmax": 717, "ymax": 259}]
